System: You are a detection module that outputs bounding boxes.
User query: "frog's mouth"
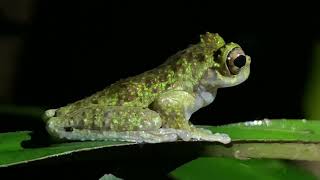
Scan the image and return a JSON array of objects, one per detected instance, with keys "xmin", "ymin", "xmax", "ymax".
[{"xmin": 201, "ymin": 55, "xmax": 251, "ymax": 88}]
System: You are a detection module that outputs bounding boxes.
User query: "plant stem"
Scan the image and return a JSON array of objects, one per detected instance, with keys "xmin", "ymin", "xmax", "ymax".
[{"xmin": 203, "ymin": 142, "xmax": 320, "ymax": 161}]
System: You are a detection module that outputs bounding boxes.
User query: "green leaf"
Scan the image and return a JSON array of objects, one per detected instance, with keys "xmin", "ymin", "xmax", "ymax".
[
  {"xmin": 202, "ymin": 119, "xmax": 320, "ymax": 160},
  {"xmin": 170, "ymin": 157, "xmax": 317, "ymax": 180},
  {"xmin": 0, "ymin": 131, "xmax": 31, "ymax": 152},
  {"xmin": 1, "ymin": 119, "xmax": 320, "ymax": 167},
  {"xmin": 0, "ymin": 131, "xmax": 134, "ymax": 167},
  {"xmin": 207, "ymin": 119, "xmax": 320, "ymax": 142}
]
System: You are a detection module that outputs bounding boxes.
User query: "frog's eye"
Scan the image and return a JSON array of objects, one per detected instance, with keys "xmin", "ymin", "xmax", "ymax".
[{"xmin": 226, "ymin": 48, "xmax": 247, "ymax": 75}]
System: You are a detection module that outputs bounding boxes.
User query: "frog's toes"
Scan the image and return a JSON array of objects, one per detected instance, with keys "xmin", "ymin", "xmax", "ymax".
[
  {"xmin": 154, "ymin": 128, "xmax": 231, "ymax": 144},
  {"xmin": 173, "ymin": 128, "xmax": 231, "ymax": 144},
  {"xmin": 200, "ymin": 132, "xmax": 231, "ymax": 144},
  {"xmin": 43, "ymin": 109, "xmax": 57, "ymax": 120}
]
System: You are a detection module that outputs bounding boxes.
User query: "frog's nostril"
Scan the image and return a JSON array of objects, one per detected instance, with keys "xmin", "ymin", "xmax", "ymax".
[{"xmin": 234, "ymin": 55, "xmax": 246, "ymax": 68}]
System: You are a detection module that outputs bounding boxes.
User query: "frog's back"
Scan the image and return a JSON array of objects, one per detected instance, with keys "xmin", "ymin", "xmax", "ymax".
[
  {"xmin": 55, "ymin": 64, "xmax": 179, "ymax": 116},
  {"xmin": 90, "ymin": 65, "xmax": 177, "ymax": 107},
  {"xmin": 55, "ymin": 42, "xmax": 213, "ymax": 116}
]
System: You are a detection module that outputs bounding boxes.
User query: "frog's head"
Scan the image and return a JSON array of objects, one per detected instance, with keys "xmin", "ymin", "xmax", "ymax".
[{"xmin": 200, "ymin": 33, "xmax": 251, "ymax": 88}]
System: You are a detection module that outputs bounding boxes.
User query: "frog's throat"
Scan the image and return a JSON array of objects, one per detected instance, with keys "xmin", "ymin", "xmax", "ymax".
[{"xmin": 201, "ymin": 65, "xmax": 250, "ymax": 88}]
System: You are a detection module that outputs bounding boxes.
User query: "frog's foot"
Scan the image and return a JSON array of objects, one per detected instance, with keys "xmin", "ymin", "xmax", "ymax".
[
  {"xmin": 152, "ymin": 128, "xmax": 231, "ymax": 144},
  {"xmin": 42, "ymin": 109, "xmax": 57, "ymax": 121},
  {"xmin": 161, "ymin": 128, "xmax": 231, "ymax": 144}
]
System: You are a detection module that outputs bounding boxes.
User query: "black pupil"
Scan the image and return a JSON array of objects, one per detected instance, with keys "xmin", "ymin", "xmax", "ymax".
[{"xmin": 233, "ymin": 55, "xmax": 246, "ymax": 68}]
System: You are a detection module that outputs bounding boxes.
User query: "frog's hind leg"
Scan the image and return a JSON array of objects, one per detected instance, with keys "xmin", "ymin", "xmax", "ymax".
[
  {"xmin": 47, "ymin": 122, "xmax": 179, "ymax": 143},
  {"xmin": 45, "ymin": 106, "xmax": 182, "ymax": 143}
]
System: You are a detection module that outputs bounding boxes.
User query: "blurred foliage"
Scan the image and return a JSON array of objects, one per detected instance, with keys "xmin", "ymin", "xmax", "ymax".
[
  {"xmin": 170, "ymin": 157, "xmax": 316, "ymax": 180},
  {"xmin": 305, "ymin": 42, "xmax": 320, "ymax": 119}
]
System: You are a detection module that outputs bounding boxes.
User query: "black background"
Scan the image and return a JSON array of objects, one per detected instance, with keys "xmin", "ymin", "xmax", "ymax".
[{"xmin": 1, "ymin": 1, "xmax": 319, "ymax": 179}]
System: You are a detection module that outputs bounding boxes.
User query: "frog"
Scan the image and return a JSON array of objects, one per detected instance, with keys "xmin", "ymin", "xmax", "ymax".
[{"xmin": 43, "ymin": 32, "xmax": 251, "ymax": 144}]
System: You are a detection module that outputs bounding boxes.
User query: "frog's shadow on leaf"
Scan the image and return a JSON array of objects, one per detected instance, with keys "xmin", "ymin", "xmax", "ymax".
[{"xmin": 21, "ymin": 130, "xmax": 53, "ymax": 148}]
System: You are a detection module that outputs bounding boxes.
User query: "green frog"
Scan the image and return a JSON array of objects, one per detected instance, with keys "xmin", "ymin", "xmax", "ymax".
[{"xmin": 43, "ymin": 32, "xmax": 251, "ymax": 144}]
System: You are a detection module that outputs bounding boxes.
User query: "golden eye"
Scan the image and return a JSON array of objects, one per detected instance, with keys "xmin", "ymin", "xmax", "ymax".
[{"xmin": 226, "ymin": 48, "xmax": 247, "ymax": 75}]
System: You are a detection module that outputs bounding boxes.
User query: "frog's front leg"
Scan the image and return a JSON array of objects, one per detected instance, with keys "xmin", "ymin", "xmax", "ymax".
[
  {"xmin": 45, "ymin": 106, "xmax": 183, "ymax": 143},
  {"xmin": 151, "ymin": 90, "xmax": 231, "ymax": 144}
]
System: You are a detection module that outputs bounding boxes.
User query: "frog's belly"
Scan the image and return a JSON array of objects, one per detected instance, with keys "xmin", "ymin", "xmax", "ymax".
[{"xmin": 184, "ymin": 86, "xmax": 217, "ymax": 120}]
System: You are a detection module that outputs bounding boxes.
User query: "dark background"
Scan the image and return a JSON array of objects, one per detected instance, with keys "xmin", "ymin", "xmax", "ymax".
[
  {"xmin": 0, "ymin": 1, "xmax": 319, "ymax": 179},
  {"xmin": 2, "ymin": 2, "xmax": 319, "ymax": 126}
]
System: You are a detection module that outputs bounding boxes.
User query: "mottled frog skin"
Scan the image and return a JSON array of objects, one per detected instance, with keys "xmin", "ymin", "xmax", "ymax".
[{"xmin": 43, "ymin": 32, "xmax": 251, "ymax": 144}]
